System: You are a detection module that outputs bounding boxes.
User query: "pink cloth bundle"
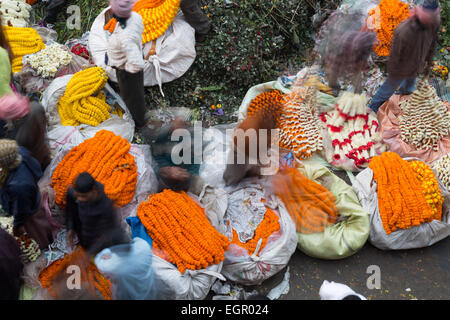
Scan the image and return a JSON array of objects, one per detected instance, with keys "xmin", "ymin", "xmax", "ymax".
[
  {"xmin": 0, "ymin": 93, "xmax": 31, "ymax": 120},
  {"xmin": 109, "ymin": 0, "xmax": 136, "ymax": 18}
]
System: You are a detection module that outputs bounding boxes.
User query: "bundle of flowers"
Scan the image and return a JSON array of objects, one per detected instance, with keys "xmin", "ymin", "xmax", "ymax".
[
  {"xmin": 278, "ymin": 85, "xmax": 323, "ymax": 159},
  {"xmin": 2, "ymin": 26, "xmax": 45, "ymax": 73},
  {"xmin": 368, "ymin": 0, "xmax": 410, "ymax": 56},
  {"xmin": 399, "ymin": 80, "xmax": 450, "ymax": 152},
  {"xmin": 24, "ymin": 43, "xmax": 72, "ymax": 78},
  {"xmin": 0, "ymin": 0, "xmax": 32, "ymax": 28},
  {"xmin": 432, "ymin": 154, "xmax": 450, "ymax": 192},
  {"xmin": 57, "ymin": 67, "xmax": 112, "ymax": 127},
  {"xmin": 51, "ymin": 130, "xmax": 137, "ymax": 209},
  {"xmin": 246, "ymin": 90, "xmax": 283, "ymax": 123},
  {"xmin": 320, "ymin": 92, "xmax": 385, "ymax": 169},
  {"xmin": 369, "ymin": 152, "xmax": 443, "ymax": 234},
  {"xmin": 39, "ymin": 246, "xmax": 112, "ymax": 300},
  {"xmin": 272, "ymin": 167, "xmax": 339, "ymax": 234},
  {"xmin": 137, "ymin": 189, "xmax": 230, "ymax": 274}
]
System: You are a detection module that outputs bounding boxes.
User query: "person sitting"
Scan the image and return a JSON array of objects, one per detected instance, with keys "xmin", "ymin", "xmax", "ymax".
[
  {"xmin": 0, "ymin": 139, "xmax": 53, "ymax": 249},
  {"xmin": 0, "ymin": 227, "xmax": 23, "ymax": 300},
  {"xmin": 65, "ymin": 172, "xmax": 129, "ymax": 256}
]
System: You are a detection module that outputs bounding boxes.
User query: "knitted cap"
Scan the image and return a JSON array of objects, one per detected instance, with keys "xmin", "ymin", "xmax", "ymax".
[
  {"xmin": 0, "ymin": 93, "xmax": 31, "ymax": 121},
  {"xmin": 421, "ymin": 0, "xmax": 439, "ymax": 10},
  {"xmin": 0, "ymin": 139, "xmax": 22, "ymax": 171}
]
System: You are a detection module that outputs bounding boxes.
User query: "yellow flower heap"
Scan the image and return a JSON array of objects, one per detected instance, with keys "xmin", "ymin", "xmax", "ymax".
[
  {"xmin": 58, "ymin": 67, "xmax": 112, "ymax": 127},
  {"xmin": 2, "ymin": 26, "xmax": 45, "ymax": 73},
  {"xmin": 133, "ymin": 0, "xmax": 181, "ymax": 43}
]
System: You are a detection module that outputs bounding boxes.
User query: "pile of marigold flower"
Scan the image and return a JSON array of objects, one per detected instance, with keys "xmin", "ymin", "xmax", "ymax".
[
  {"xmin": 39, "ymin": 246, "xmax": 112, "ymax": 300},
  {"xmin": 2, "ymin": 26, "xmax": 45, "ymax": 73},
  {"xmin": 272, "ymin": 167, "xmax": 339, "ymax": 234},
  {"xmin": 369, "ymin": 152, "xmax": 443, "ymax": 234},
  {"xmin": 368, "ymin": 0, "xmax": 410, "ymax": 56},
  {"xmin": 51, "ymin": 130, "xmax": 137, "ymax": 209},
  {"xmin": 57, "ymin": 67, "xmax": 112, "ymax": 127},
  {"xmin": 137, "ymin": 189, "xmax": 230, "ymax": 274},
  {"xmin": 246, "ymin": 90, "xmax": 283, "ymax": 123},
  {"xmin": 230, "ymin": 207, "xmax": 280, "ymax": 256}
]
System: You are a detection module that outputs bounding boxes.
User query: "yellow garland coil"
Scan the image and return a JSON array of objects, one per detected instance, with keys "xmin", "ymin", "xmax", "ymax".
[
  {"xmin": 2, "ymin": 26, "xmax": 45, "ymax": 73},
  {"xmin": 133, "ymin": 0, "xmax": 181, "ymax": 44},
  {"xmin": 57, "ymin": 67, "xmax": 111, "ymax": 127}
]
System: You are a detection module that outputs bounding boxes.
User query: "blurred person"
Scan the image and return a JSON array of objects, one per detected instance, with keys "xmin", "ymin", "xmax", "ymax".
[
  {"xmin": 0, "ymin": 228, "xmax": 24, "ymax": 300},
  {"xmin": 0, "ymin": 139, "xmax": 53, "ymax": 249},
  {"xmin": 368, "ymin": 0, "xmax": 441, "ymax": 112},
  {"xmin": 322, "ymin": 31, "xmax": 377, "ymax": 95},
  {"xmin": 65, "ymin": 172, "xmax": 129, "ymax": 256},
  {"xmin": 43, "ymin": 0, "xmax": 67, "ymax": 25},
  {"xmin": 180, "ymin": 0, "xmax": 211, "ymax": 43}
]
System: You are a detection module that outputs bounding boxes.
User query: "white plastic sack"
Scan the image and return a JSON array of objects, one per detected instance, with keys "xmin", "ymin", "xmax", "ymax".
[
  {"xmin": 88, "ymin": 8, "xmax": 196, "ymax": 92},
  {"xmin": 220, "ymin": 178, "xmax": 297, "ymax": 286},
  {"xmin": 41, "ymin": 74, "xmax": 135, "ymax": 155},
  {"xmin": 146, "ymin": 191, "xmax": 227, "ymax": 300},
  {"xmin": 352, "ymin": 161, "xmax": 450, "ymax": 250},
  {"xmin": 95, "ymin": 237, "xmax": 155, "ymax": 300}
]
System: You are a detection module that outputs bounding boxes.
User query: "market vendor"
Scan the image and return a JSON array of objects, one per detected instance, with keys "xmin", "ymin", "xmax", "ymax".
[
  {"xmin": 368, "ymin": 0, "xmax": 441, "ymax": 112},
  {"xmin": 103, "ymin": 0, "xmax": 149, "ymax": 129},
  {"xmin": 180, "ymin": 0, "xmax": 211, "ymax": 43},
  {"xmin": 0, "ymin": 139, "xmax": 53, "ymax": 249},
  {"xmin": 65, "ymin": 172, "xmax": 129, "ymax": 256}
]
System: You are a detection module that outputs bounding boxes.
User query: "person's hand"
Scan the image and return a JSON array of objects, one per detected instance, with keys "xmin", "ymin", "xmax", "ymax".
[
  {"xmin": 169, "ymin": 117, "xmax": 188, "ymax": 133},
  {"xmin": 66, "ymin": 229, "xmax": 76, "ymax": 248},
  {"xmin": 13, "ymin": 225, "xmax": 26, "ymax": 237},
  {"xmin": 159, "ymin": 166, "xmax": 191, "ymax": 182}
]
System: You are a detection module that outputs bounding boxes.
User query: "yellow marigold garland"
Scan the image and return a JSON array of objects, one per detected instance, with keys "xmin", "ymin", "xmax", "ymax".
[
  {"xmin": 368, "ymin": 0, "xmax": 410, "ymax": 56},
  {"xmin": 2, "ymin": 26, "xmax": 45, "ymax": 73},
  {"xmin": 137, "ymin": 189, "xmax": 230, "ymax": 274},
  {"xmin": 51, "ymin": 130, "xmax": 137, "ymax": 209},
  {"xmin": 57, "ymin": 67, "xmax": 111, "ymax": 127}
]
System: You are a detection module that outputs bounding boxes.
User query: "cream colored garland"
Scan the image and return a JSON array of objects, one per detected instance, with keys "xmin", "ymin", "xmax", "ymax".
[
  {"xmin": 432, "ymin": 154, "xmax": 450, "ymax": 193},
  {"xmin": 0, "ymin": 0, "xmax": 31, "ymax": 27}
]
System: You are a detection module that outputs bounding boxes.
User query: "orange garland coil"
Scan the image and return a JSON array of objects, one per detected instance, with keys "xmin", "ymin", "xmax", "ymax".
[
  {"xmin": 272, "ymin": 167, "xmax": 339, "ymax": 234},
  {"xmin": 246, "ymin": 90, "xmax": 284, "ymax": 124},
  {"xmin": 137, "ymin": 189, "xmax": 230, "ymax": 274},
  {"xmin": 38, "ymin": 246, "xmax": 112, "ymax": 300},
  {"xmin": 230, "ymin": 208, "xmax": 280, "ymax": 256},
  {"xmin": 369, "ymin": 152, "xmax": 442, "ymax": 234},
  {"xmin": 51, "ymin": 130, "xmax": 137, "ymax": 209},
  {"xmin": 368, "ymin": 0, "xmax": 410, "ymax": 56}
]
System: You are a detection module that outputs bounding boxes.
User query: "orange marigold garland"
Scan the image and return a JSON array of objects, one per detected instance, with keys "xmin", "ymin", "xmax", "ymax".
[
  {"xmin": 246, "ymin": 90, "xmax": 283, "ymax": 124},
  {"xmin": 272, "ymin": 167, "xmax": 339, "ymax": 234},
  {"xmin": 137, "ymin": 189, "xmax": 230, "ymax": 274},
  {"xmin": 38, "ymin": 246, "xmax": 112, "ymax": 300},
  {"xmin": 230, "ymin": 208, "xmax": 280, "ymax": 256},
  {"xmin": 369, "ymin": 152, "xmax": 442, "ymax": 234},
  {"xmin": 368, "ymin": 0, "xmax": 410, "ymax": 56},
  {"xmin": 51, "ymin": 130, "xmax": 137, "ymax": 209}
]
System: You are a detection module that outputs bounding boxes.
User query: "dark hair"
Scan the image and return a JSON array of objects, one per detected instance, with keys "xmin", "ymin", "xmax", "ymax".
[
  {"xmin": 342, "ymin": 294, "xmax": 362, "ymax": 300},
  {"xmin": 0, "ymin": 16, "xmax": 14, "ymax": 63},
  {"xmin": 74, "ymin": 172, "xmax": 96, "ymax": 193}
]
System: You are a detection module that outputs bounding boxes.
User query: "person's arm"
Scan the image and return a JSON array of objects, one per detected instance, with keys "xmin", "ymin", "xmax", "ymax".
[
  {"xmin": 424, "ymin": 24, "xmax": 440, "ymax": 76},
  {"xmin": 65, "ymin": 189, "xmax": 78, "ymax": 231}
]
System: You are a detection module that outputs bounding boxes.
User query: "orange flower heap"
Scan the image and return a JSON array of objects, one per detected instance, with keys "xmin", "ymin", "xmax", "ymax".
[
  {"xmin": 39, "ymin": 246, "xmax": 112, "ymax": 300},
  {"xmin": 246, "ymin": 90, "xmax": 283, "ymax": 124},
  {"xmin": 51, "ymin": 130, "xmax": 137, "ymax": 209},
  {"xmin": 272, "ymin": 167, "xmax": 339, "ymax": 234},
  {"xmin": 369, "ymin": 152, "xmax": 441, "ymax": 234},
  {"xmin": 137, "ymin": 189, "xmax": 230, "ymax": 274},
  {"xmin": 368, "ymin": 0, "xmax": 410, "ymax": 56},
  {"xmin": 231, "ymin": 208, "xmax": 280, "ymax": 256}
]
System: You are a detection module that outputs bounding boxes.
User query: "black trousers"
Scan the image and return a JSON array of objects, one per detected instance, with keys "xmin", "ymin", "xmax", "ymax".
[
  {"xmin": 115, "ymin": 68, "xmax": 147, "ymax": 128},
  {"xmin": 180, "ymin": 0, "xmax": 211, "ymax": 36}
]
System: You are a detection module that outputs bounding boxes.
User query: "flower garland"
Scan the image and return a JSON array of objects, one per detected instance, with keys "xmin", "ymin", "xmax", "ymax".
[
  {"xmin": 278, "ymin": 85, "xmax": 323, "ymax": 159},
  {"xmin": 137, "ymin": 189, "xmax": 230, "ymax": 274},
  {"xmin": 272, "ymin": 167, "xmax": 339, "ymax": 234},
  {"xmin": 368, "ymin": 0, "xmax": 410, "ymax": 56},
  {"xmin": 57, "ymin": 67, "xmax": 112, "ymax": 127},
  {"xmin": 0, "ymin": 0, "xmax": 32, "ymax": 28},
  {"xmin": 399, "ymin": 80, "xmax": 450, "ymax": 152},
  {"xmin": 104, "ymin": 0, "xmax": 180, "ymax": 43},
  {"xmin": 369, "ymin": 152, "xmax": 442, "ymax": 234},
  {"xmin": 51, "ymin": 130, "xmax": 138, "ymax": 209},
  {"xmin": 2, "ymin": 26, "xmax": 45, "ymax": 73},
  {"xmin": 230, "ymin": 207, "xmax": 280, "ymax": 256},
  {"xmin": 38, "ymin": 246, "xmax": 112, "ymax": 300},
  {"xmin": 320, "ymin": 92, "xmax": 385, "ymax": 169},
  {"xmin": 24, "ymin": 43, "xmax": 72, "ymax": 78},
  {"xmin": 246, "ymin": 90, "xmax": 283, "ymax": 123},
  {"xmin": 432, "ymin": 154, "xmax": 450, "ymax": 193},
  {"xmin": 409, "ymin": 161, "xmax": 444, "ymax": 220}
]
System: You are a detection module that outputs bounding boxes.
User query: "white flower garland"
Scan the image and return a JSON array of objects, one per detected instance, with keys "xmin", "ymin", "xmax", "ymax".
[
  {"xmin": 0, "ymin": 0, "xmax": 31, "ymax": 27},
  {"xmin": 432, "ymin": 154, "xmax": 450, "ymax": 192},
  {"xmin": 24, "ymin": 43, "xmax": 72, "ymax": 78}
]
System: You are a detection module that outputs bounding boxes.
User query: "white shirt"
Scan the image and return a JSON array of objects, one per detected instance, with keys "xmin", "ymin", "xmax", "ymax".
[{"xmin": 106, "ymin": 11, "xmax": 145, "ymax": 73}]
